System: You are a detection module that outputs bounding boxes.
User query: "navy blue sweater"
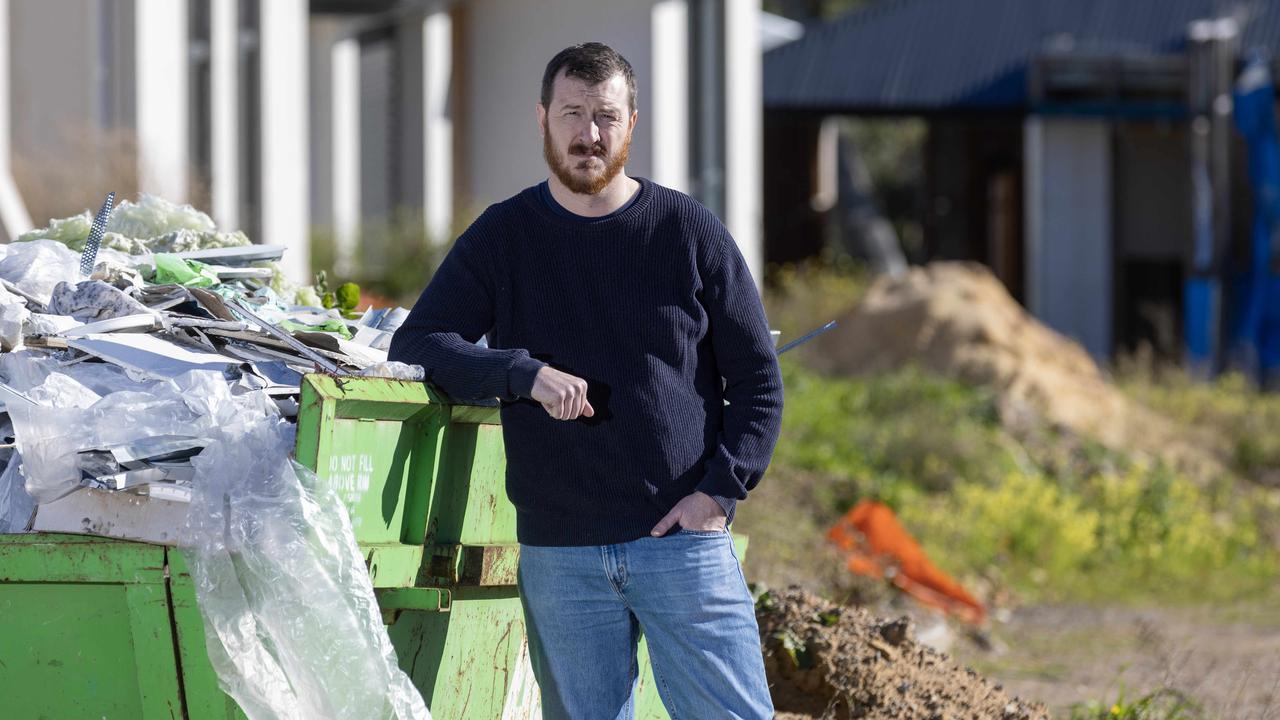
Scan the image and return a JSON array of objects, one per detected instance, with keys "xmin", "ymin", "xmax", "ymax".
[{"xmin": 388, "ymin": 177, "xmax": 783, "ymax": 546}]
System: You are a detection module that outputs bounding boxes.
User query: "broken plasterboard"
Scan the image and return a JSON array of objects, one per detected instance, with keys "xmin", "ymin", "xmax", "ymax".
[
  {"xmin": 30, "ymin": 486, "xmax": 190, "ymax": 545},
  {"xmin": 352, "ymin": 325, "xmax": 394, "ymax": 352},
  {"xmin": 66, "ymin": 332, "xmax": 240, "ymax": 380},
  {"xmin": 172, "ymin": 244, "xmax": 286, "ymax": 265},
  {"xmin": 61, "ymin": 313, "xmax": 163, "ymax": 337},
  {"xmin": 212, "ymin": 266, "xmax": 274, "ymax": 280}
]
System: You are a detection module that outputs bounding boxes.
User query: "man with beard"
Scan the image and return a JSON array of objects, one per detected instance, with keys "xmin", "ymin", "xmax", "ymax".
[{"xmin": 389, "ymin": 42, "xmax": 781, "ymax": 719}]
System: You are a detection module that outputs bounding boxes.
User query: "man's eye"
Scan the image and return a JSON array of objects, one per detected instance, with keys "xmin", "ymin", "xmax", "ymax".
[{"xmin": 565, "ymin": 110, "xmax": 578, "ymax": 116}]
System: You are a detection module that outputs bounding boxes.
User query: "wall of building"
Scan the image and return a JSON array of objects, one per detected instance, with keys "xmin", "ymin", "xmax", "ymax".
[
  {"xmin": 460, "ymin": 0, "xmax": 662, "ymax": 207},
  {"xmin": 1024, "ymin": 116, "xmax": 1113, "ymax": 359},
  {"xmin": 458, "ymin": 0, "xmax": 762, "ymax": 283},
  {"xmin": 10, "ymin": 0, "xmax": 102, "ymax": 162}
]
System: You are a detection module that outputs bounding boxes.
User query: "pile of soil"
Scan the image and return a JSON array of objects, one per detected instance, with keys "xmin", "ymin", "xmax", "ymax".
[
  {"xmin": 802, "ymin": 261, "xmax": 1216, "ymax": 474},
  {"xmin": 759, "ymin": 586, "xmax": 1048, "ymax": 720}
]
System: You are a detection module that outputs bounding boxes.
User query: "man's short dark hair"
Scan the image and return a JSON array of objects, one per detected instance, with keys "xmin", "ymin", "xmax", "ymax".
[{"xmin": 540, "ymin": 42, "xmax": 636, "ymax": 114}]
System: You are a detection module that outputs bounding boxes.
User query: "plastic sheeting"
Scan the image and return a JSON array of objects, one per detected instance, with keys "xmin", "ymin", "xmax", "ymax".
[
  {"xmin": 0, "ymin": 283, "xmax": 29, "ymax": 351},
  {"xmin": 153, "ymin": 253, "xmax": 222, "ymax": 288},
  {"xmin": 0, "ymin": 451, "xmax": 34, "ymax": 533},
  {"xmin": 359, "ymin": 361, "xmax": 426, "ymax": 381},
  {"xmin": 48, "ymin": 280, "xmax": 156, "ymax": 323},
  {"xmin": 0, "ymin": 240, "xmax": 135, "ymax": 306},
  {"xmin": 0, "ymin": 412, "xmax": 32, "ymax": 534},
  {"xmin": 4, "ymin": 362, "xmax": 431, "ymax": 717},
  {"xmin": 0, "ymin": 240, "xmax": 81, "ymax": 306},
  {"xmin": 8, "ymin": 362, "xmax": 222, "ymax": 502},
  {"xmin": 180, "ymin": 374, "xmax": 430, "ymax": 720}
]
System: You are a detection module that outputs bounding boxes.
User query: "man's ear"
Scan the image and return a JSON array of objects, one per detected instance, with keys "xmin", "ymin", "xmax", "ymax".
[
  {"xmin": 537, "ymin": 103, "xmax": 548, "ymax": 137},
  {"xmin": 629, "ymin": 109, "xmax": 638, "ymax": 132}
]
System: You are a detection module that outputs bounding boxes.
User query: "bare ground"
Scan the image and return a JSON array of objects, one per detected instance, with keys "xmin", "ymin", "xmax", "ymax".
[{"xmin": 950, "ymin": 601, "xmax": 1280, "ymax": 719}]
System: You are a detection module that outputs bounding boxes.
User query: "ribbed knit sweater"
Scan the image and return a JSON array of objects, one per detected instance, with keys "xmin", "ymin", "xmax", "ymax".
[{"xmin": 388, "ymin": 177, "xmax": 783, "ymax": 546}]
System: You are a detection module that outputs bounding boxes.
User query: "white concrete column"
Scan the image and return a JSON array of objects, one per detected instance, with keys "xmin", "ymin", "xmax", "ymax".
[
  {"xmin": 135, "ymin": 0, "xmax": 189, "ymax": 201},
  {"xmin": 0, "ymin": 0, "xmax": 31, "ymax": 241},
  {"xmin": 422, "ymin": 10, "xmax": 453, "ymax": 243},
  {"xmin": 1024, "ymin": 116, "xmax": 1113, "ymax": 358},
  {"xmin": 210, "ymin": 0, "xmax": 239, "ymax": 229},
  {"xmin": 260, "ymin": 0, "xmax": 309, "ymax": 281},
  {"xmin": 331, "ymin": 37, "xmax": 360, "ymax": 276},
  {"xmin": 724, "ymin": 0, "xmax": 763, "ymax": 286},
  {"xmin": 650, "ymin": 0, "xmax": 688, "ymax": 193}
]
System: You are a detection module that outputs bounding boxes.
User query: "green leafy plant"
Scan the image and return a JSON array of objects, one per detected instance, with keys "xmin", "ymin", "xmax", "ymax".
[
  {"xmin": 314, "ymin": 270, "xmax": 362, "ymax": 318},
  {"xmin": 1068, "ymin": 686, "xmax": 1206, "ymax": 720},
  {"xmin": 772, "ymin": 628, "xmax": 814, "ymax": 669}
]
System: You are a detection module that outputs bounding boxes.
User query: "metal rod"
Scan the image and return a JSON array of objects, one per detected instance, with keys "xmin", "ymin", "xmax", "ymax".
[
  {"xmin": 226, "ymin": 297, "xmax": 350, "ymax": 376},
  {"xmin": 776, "ymin": 320, "xmax": 837, "ymax": 355},
  {"xmin": 79, "ymin": 192, "xmax": 115, "ymax": 277}
]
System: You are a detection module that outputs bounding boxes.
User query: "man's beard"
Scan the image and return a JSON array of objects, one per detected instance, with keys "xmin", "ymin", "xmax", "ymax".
[{"xmin": 543, "ymin": 132, "xmax": 630, "ymax": 195}]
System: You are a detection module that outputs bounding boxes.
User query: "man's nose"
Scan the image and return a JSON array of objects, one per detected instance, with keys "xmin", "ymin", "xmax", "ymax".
[{"xmin": 579, "ymin": 120, "xmax": 600, "ymax": 145}]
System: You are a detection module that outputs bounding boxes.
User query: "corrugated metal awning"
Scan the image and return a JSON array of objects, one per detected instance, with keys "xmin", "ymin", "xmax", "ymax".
[{"xmin": 764, "ymin": 0, "xmax": 1280, "ymax": 115}]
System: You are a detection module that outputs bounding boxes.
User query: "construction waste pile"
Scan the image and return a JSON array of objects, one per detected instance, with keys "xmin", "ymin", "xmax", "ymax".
[
  {"xmin": 0, "ymin": 193, "xmax": 418, "ymax": 528},
  {"xmin": 802, "ymin": 262, "xmax": 1216, "ymax": 474},
  {"xmin": 759, "ymin": 586, "xmax": 1048, "ymax": 720},
  {"xmin": 0, "ymin": 194, "xmax": 430, "ymax": 720}
]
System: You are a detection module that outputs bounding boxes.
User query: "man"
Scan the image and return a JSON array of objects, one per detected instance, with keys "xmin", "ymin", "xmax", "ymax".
[{"xmin": 388, "ymin": 42, "xmax": 782, "ymax": 719}]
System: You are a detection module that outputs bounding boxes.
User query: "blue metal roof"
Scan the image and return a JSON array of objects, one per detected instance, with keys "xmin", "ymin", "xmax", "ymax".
[{"xmin": 763, "ymin": 0, "xmax": 1280, "ymax": 113}]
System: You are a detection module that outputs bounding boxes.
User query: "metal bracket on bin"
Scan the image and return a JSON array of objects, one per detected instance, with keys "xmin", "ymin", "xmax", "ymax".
[
  {"xmin": 427, "ymin": 544, "xmax": 520, "ymax": 587},
  {"xmin": 376, "ymin": 587, "xmax": 452, "ymax": 625}
]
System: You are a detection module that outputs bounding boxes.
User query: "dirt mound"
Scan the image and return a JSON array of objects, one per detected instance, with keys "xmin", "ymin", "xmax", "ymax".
[
  {"xmin": 759, "ymin": 587, "xmax": 1048, "ymax": 720},
  {"xmin": 803, "ymin": 261, "xmax": 1214, "ymax": 472}
]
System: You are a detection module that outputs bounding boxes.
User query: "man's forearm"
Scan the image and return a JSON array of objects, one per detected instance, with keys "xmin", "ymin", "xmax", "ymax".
[{"xmin": 388, "ymin": 327, "xmax": 544, "ymax": 403}]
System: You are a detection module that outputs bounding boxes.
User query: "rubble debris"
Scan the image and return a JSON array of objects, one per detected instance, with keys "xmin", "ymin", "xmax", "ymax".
[
  {"xmin": 226, "ymin": 297, "xmax": 352, "ymax": 376},
  {"xmin": 758, "ymin": 586, "xmax": 1048, "ymax": 720},
  {"xmin": 66, "ymin": 333, "xmax": 242, "ymax": 380},
  {"xmin": 0, "ymin": 192, "xmax": 422, "ymax": 528},
  {"xmin": 49, "ymin": 279, "xmax": 157, "ymax": 322},
  {"xmin": 0, "ymin": 239, "xmax": 130, "ymax": 306},
  {"xmin": 152, "ymin": 253, "xmax": 223, "ymax": 287},
  {"xmin": 0, "ymin": 193, "xmax": 432, "ymax": 719},
  {"xmin": 172, "ymin": 243, "xmax": 286, "ymax": 265}
]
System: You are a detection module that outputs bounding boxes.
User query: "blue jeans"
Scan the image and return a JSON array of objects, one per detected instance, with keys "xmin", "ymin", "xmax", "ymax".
[{"xmin": 517, "ymin": 529, "xmax": 774, "ymax": 720}]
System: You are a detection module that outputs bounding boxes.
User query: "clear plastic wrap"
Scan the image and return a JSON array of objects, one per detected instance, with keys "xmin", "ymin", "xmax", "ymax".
[
  {"xmin": 8, "ymin": 366, "xmax": 208, "ymax": 502},
  {"xmin": 0, "ymin": 240, "xmax": 137, "ymax": 306},
  {"xmin": 181, "ymin": 379, "xmax": 430, "ymax": 720},
  {"xmin": 0, "ymin": 416, "xmax": 33, "ymax": 534},
  {"xmin": 0, "ymin": 451, "xmax": 34, "ymax": 533},
  {"xmin": 0, "ymin": 239, "xmax": 82, "ymax": 305},
  {"xmin": 6, "ymin": 363, "xmax": 430, "ymax": 716},
  {"xmin": 0, "ymin": 284, "xmax": 29, "ymax": 351},
  {"xmin": 359, "ymin": 361, "xmax": 426, "ymax": 381}
]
